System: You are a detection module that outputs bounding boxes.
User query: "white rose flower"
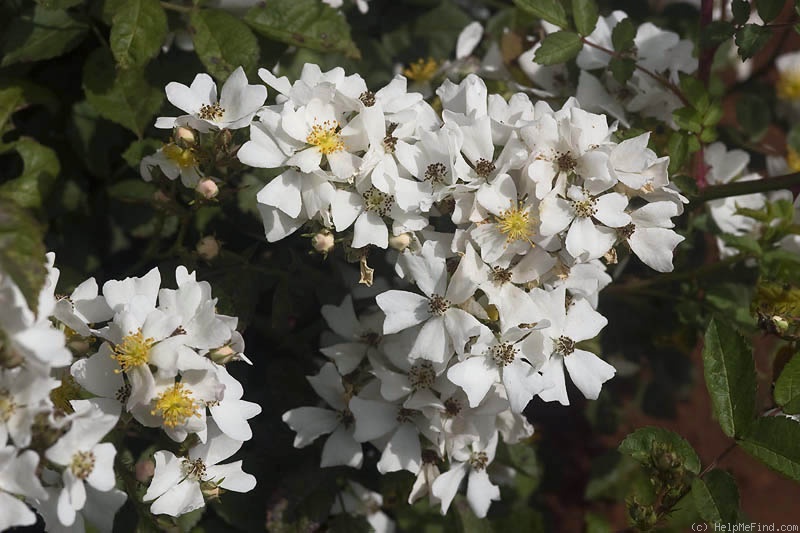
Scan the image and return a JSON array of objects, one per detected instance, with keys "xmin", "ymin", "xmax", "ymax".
[
  {"xmin": 156, "ymin": 67, "xmax": 267, "ymax": 132},
  {"xmin": 144, "ymin": 421, "xmax": 256, "ymax": 517}
]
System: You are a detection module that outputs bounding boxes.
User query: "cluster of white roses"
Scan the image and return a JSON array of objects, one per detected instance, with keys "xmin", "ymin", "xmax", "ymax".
[
  {"xmin": 0, "ymin": 253, "xmax": 73, "ymax": 531},
  {"xmin": 0, "ymin": 254, "xmax": 258, "ymax": 531},
  {"xmin": 703, "ymin": 140, "xmax": 800, "ymax": 257},
  {"xmin": 135, "ymin": 59, "xmax": 686, "ymax": 523},
  {"xmin": 523, "ymin": 11, "xmax": 697, "ymax": 128},
  {"xmin": 271, "ymin": 66, "xmax": 686, "ymax": 520}
]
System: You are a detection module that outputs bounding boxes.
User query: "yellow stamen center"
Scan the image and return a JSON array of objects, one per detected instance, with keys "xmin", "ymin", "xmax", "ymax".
[
  {"xmin": 151, "ymin": 382, "xmax": 200, "ymax": 428},
  {"xmin": 496, "ymin": 203, "xmax": 536, "ymax": 244},
  {"xmin": 0, "ymin": 389, "xmax": 17, "ymax": 423},
  {"xmin": 112, "ymin": 330, "xmax": 155, "ymax": 373},
  {"xmin": 777, "ymin": 70, "xmax": 800, "ymax": 101},
  {"xmin": 163, "ymin": 143, "xmax": 196, "ymax": 169},
  {"xmin": 403, "ymin": 58, "xmax": 439, "ymax": 82},
  {"xmin": 70, "ymin": 450, "xmax": 96, "ymax": 480},
  {"xmin": 788, "ymin": 148, "xmax": 800, "ymax": 173},
  {"xmin": 306, "ymin": 120, "xmax": 344, "ymax": 155}
]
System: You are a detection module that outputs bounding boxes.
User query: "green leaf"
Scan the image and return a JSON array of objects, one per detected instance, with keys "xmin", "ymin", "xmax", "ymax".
[
  {"xmin": 107, "ymin": 179, "xmax": 157, "ymax": 203},
  {"xmin": 706, "ymin": 284, "xmax": 757, "ymax": 331},
  {"xmin": 0, "ymin": 199, "xmax": 47, "ymax": 315},
  {"xmin": 110, "ymin": 0, "xmax": 167, "ymax": 69},
  {"xmin": 699, "ymin": 127, "xmax": 718, "ymax": 143},
  {"xmin": 611, "ymin": 18, "xmax": 635, "ymax": 52},
  {"xmin": 619, "ymin": 427, "xmax": 701, "ymax": 474},
  {"xmin": 671, "ymin": 174, "xmax": 698, "ymax": 197},
  {"xmin": 691, "ymin": 470, "xmax": 740, "ymax": 524},
  {"xmin": 734, "ymin": 24, "xmax": 772, "ymax": 61},
  {"xmin": 0, "ymin": 138, "xmax": 60, "ymax": 209},
  {"xmin": 719, "ymin": 234, "xmax": 761, "ymax": 256},
  {"xmin": 533, "ymin": 31, "xmax": 582, "ymax": 65},
  {"xmin": 1, "ymin": 6, "xmax": 88, "ymax": 66},
  {"xmin": 244, "ymin": 0, "xmax": 360, "ymax": 59},
  {"xmin": 673, "ymin": 107, "xmax": 702, "ymax": 133},
  {"xmin": 512, "ymin": 0, "xmax": 569, "ymax": 29},
  {"xmin": 0, "ymin": 80, "xmax": 59, "ymax": 116},
  {"xmin": 738, "ymin": 416, "xmax": 800, "ymax": 481},
  {"xmin": 687, "ymin": 134, "xmax": 701, "ymax": 152},
  {"xmin": 0, "ymin": 87, "xmax": 26, "ymax": 139},
  {"xmin": 755, "ymin": 0, "xmax": 784, "ymax": 23},
  {"xmin": 702, "ymin": 319, "xmax": 756, "ymax": 438},
  {"xmin": 772, "ymin": 198, "xmax": 796, "ymax": 222},
  {"xmin": 83, "ymin": 49, "xmax": 163, "ymax": 137},
  {"xmin": 775, "ymin": 353, "xmax": 800, "ymax": 414},
  {"xmin": 736, "ymin": 93, "xmax": 770, "ymax": 141},
  {"xmin": 668, "ymin": 134, "xmax": 689, "ymax": 175},
  {"xmin": 701, "ymin": 21, "xmax": 736, "ymax": 48},
  {"xmin": 572, "ymin": 0, "xmax": 598, "ymax": 36},
  {"xmin": 702, "ymin": 102, "xmax": 723, "ymax": 127},
  {"xmin": 679, "ymin": 73, "xmax": 709, "ymax": 110},
  {"xmin": 190, "ymin": 9, "xmax": 260, "ymax": 80},
  {"xmin": 122, "ymin": 138, "xmax": 161, "ymax": 168},
  {"xmin": 609, "ymin": 56, "xmax": 635, "ymax": 85},
  {"xmin": 731, "ymin": 0, "xmax": 751, "ymax": 25},
  {"xmin": 99, "ymin": 0, "xmax": 126, "ymax": 25}
]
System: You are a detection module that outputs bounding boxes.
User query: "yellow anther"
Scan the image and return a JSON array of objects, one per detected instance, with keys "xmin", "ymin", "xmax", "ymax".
[
  {"xmin": 151, "ymin": 382, "xmax": 200, "ymax": 428},
  {"xmin": 112, "ymin": 330, "xmax": 155, "ymax": 373},
  {"xmin": 403, "ymin": 58, "xmax": 439, "ymax": 82},
  {"xmin": 306, "ymin": 121, "xmax": 344, "ymax": 155},
  {"xmin": 163, "ymin": 143, "xmax": 196, "ymax": 168},
  {"xmin": 496, "ymin": 202, "xmax": 536, "ymax": 244}
]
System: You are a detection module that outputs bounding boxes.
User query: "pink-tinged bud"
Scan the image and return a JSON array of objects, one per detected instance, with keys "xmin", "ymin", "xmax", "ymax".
[
  {"xmin": 135, "ymin": 459, "xmax": 155, "ymax": 482},
  {"xmin": 209, "ymin": 345, "xmax": 236, "ymax": 365},
  {"xmin": 311, "ymin": 231, "xmax": 335, "ymax": 254},
  {"xmin": 389, "ymin": 233, "xmax": 412, "ymax": 251},
  {"xmin": 196, "ymin": 236, "xmax": 221, "ymax": 260},
  {"xmin": 175, "ymin": 127, "xmax": 195, "ymax": 144},
  {"xmin": 195, "ymin": 178, "xmax": 219, "ymax": 199}
]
